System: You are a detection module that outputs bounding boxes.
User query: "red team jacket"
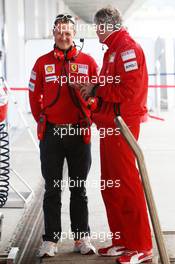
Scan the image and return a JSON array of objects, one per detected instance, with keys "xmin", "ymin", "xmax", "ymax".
[
  {"xmin": 92, "ymin": 28, "xmax": 148, "ymax": 128},
  {"xmin": 29, "ymin": 49, "xmax": 98, "ymax": 124}
]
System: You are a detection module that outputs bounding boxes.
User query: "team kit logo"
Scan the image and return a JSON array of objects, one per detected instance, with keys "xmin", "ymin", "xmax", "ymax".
[
  {"xmin": 70, "ymin": 63, "xmax": 88, "ymax": 75},
  {"xmin": 44, "ymin": 64, "xmax": 55, "ymax": 74},
  {"xmin": 70, "ymin": 63, "xmax": 78, "ymax": 72}
]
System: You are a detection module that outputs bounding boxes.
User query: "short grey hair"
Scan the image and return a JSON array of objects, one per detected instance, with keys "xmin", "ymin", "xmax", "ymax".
[{"xmin": 94, "ymin": 6, "xmax": 123, "ymax": 30}]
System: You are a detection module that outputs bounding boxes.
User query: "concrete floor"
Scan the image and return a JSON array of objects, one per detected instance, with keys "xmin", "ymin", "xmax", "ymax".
[{"xmin": 0, "ymin": 110, "xmax": 175, "ymax": 263}]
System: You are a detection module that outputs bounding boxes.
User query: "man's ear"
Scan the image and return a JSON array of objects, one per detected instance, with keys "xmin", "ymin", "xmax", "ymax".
[{"xmin": 53, "ymin": 26, "xmax": 56, "ymax": 36}]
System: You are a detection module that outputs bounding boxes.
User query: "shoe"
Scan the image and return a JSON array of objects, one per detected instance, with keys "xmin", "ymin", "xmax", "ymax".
[
  {"xmin": 98, "ymin": 245, "xmax": 126, "ymax": 256},
  {"xmin": 37, "ymin": 241, "xmax": 58, "ymax": 258},
  {"xmin": 73, "ymin": 236, "xmax": 96, "ymax": 255},
  {"xmin": 116, "ymin": 250, "xmax": 153, "ymax": 264}
]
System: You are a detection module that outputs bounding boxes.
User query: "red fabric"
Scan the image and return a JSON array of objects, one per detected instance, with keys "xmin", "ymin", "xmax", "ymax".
[
  {"xmin": 100, "ymin": 125, "xmax": 152, "ymax": 250},
  {"xmin": 92, "ymin": 28, "xmax": 152, "ymax": 250},
  {"xmin": 0, "ymin": 103, "xmax": 8, "ymax": 122},
  {"xmin": 92, "ymin": 28, "xmax": 148, "ymax": 128},
  {"xmin": 29, "ymin": 50, "xmax": 98, "ymax": 123}
]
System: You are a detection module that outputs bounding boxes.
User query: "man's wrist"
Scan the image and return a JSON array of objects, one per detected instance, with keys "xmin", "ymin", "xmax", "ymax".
[
  {"xmin": 87, "ymin": 96, "xmax": 102, "ymax": 112},
  {"xmin": 87, "ymin": 97, "xmax": 97, "ymax": 111},
  {"xmin": 90, "ymin": 83, "xmax": 100, "ymax": 97}
]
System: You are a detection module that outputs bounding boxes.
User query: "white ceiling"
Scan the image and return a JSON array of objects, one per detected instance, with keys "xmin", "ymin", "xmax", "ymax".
[{"xmin": 64, "ymin": 0, "xmax": 137, "ymax": 23}]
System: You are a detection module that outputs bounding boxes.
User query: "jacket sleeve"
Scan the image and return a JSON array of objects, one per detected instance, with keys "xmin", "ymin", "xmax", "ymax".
[
  {"xmin": 28, "ymin": 59, "xmax": 43, "ymax": 122},
  {"xmin": 96, "ymin": 45, "xmax": 146, "ymax": 103}
]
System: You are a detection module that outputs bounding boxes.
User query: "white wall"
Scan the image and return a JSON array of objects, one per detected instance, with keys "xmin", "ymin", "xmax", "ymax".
[
  {"xmin": 5, "ymin": 0, "xmax": 25, "ymax": 87},
  {"xmin": 4, "ymin": 0, "xmax": 175, "ymax": 116}
]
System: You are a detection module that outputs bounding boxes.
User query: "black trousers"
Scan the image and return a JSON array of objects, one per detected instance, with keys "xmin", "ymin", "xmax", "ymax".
[{"xmin": 39, "ymin": 124, "xmax": 91, "ymax": 242}]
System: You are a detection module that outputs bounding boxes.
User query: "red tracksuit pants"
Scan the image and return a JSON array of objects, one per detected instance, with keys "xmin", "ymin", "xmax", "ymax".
[{"xmin": 100, "ymin": 124, "xmax": 152, "ymax": 251}]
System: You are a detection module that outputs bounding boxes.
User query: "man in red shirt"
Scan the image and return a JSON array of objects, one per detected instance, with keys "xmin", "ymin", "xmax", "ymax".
[
  {"xmin": 29, "ymin": 14, "xmax": 97, "ymax": 258},
  {"xmin": 79, "ymin": 7, "xmax": 153, "ymax": 264}
]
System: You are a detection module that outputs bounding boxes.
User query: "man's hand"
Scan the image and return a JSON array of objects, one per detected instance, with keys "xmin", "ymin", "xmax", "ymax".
[
  {"xmin": 79, "ymin": 82, "xmax": 94, "ymax": 100},
  {"xmin": 69, "ymin": 82, "xmax": 83, "ymax": 90},
  {"xmin": 70, "ymin": 82, "xmax": 94, "ymax": 100},
  {"xmin": 71, "ymin": 82, "xmax": 94, "ymax": 100}
]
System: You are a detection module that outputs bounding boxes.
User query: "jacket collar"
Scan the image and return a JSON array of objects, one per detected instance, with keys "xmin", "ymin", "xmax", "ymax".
[{"xmin": 103, "ymin": 27, "xmax": 127, "ymax": 48}]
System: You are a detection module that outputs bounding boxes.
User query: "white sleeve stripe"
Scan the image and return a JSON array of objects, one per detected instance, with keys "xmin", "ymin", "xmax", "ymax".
[{"xmin": 29, "ymin": 81, "xmax": 35, "ymax": 92}]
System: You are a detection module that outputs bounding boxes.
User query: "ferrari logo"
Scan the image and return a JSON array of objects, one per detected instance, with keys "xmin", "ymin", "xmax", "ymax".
[
  {"xmin": 71, "ymin": 64, "xmax": 78, "ymax": 72},
  {"xmin": 109, "ymin": 52, "xmax": 116, "ymax": 63}
]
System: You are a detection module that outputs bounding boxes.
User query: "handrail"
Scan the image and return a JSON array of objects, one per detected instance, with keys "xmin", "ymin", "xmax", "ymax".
[{"xmin": 114, "ymin": 116, "xmax": 170, "ymax": 264}]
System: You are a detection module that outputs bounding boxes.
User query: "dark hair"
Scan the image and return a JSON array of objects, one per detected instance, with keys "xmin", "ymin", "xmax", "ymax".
[{"xmin": 94, "ymin": 6, "xmax": 123, "ymax": 30}]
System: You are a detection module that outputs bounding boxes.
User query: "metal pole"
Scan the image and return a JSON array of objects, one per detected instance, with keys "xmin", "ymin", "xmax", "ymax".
[{"xmin": 114, "ymin": 116, "xmax": 170, "ymax": 264}]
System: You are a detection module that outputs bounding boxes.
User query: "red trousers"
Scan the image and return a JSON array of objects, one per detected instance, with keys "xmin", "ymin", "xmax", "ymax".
[{"xmin": 100, "ymin": 124, "xmax": 152, "ymax": 251}]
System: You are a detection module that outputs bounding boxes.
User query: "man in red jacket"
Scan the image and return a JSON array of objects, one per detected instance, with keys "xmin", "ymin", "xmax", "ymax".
[
  {"xmin": 29, "ymin": 14, "xmax": 97, "ymax": 258},
  {"xmin": 79, "ymin": 7, "xmax": 153, "ymax": 264}
]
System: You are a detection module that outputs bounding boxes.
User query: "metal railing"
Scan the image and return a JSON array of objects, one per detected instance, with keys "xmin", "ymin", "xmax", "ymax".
[{"xmin": 114, "ymin": 116, "xmax": 170, "ymax": 264}]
